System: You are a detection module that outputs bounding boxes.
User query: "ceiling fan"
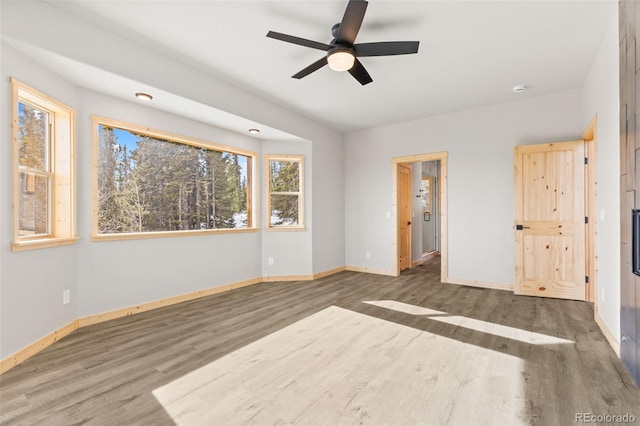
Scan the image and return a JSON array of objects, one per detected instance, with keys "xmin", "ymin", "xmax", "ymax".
[{"xmin": 266, "ymin": 0, "xmax": 419, "ymax": 86}]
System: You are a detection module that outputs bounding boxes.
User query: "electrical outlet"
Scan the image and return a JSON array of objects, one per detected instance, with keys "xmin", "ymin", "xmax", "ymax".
[
  {"xmin": 268, "ymin": 257, "xmax": 274, "ymax": 266},
  {"xmin": 386, "ymin": 211, "xmax": 391, "ymax": 219},
  {"xmin": 366, "ymin": 251, "xmax": 371, "ymax": 259},
  {"xmin": 63, "ymin": 289, "xmax": 71, "ymax": 305}
]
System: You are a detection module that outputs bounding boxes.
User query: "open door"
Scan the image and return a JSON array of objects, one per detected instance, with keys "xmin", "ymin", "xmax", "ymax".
[
  {"xmin": 514, "ymin": 141, "xmax": 586, "ymax": 300},
  {"xmin": 397, "ymin": 163, "xmax": 412, "ymax": 271}
]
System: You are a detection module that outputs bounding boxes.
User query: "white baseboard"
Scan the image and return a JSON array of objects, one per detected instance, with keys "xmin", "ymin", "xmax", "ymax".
[
  {"xmin": 2, "ymin": 266, "xmax": 349, "ymax": 374},
  {"xmin": 346, "ymin": 266, "xmax": 396, "ymax": 276},
  {"xmin": 445, "ymin": 277, "xmax": 513, "ymax": 292},
  {"xmin": 594, "ymin": 310, "xmax": 620, "ymax": 357}
]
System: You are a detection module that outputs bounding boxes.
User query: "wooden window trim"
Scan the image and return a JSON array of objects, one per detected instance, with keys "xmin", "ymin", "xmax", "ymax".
[
  {"xmin": 11, "ymin": 78, "xmax": 77, "ymax": 251},
  {"xmin": 91, "ymin": 116, "xmax": 257, "ymax": 240},
  {"xmin": 11, "ymin": 237, "xmax": 80, "ymax": 252},
  {"xmin": 265, "ymin": 154, "xmax": 305, "ymax": 231}
]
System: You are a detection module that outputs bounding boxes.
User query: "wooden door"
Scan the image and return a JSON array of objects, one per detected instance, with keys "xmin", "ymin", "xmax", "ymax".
[
  {"xmin": 398, "ymin": 164, "xmax": 412, "ymax": 271},
  {"xmin": 514, "ymin": 141, "xmax": 586, "ymax": 300}
]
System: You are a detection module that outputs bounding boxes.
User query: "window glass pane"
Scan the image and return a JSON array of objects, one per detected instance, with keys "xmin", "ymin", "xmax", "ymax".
[
  {"xmin": 18, "ymin": 102, "xmax": 49, "ymax": 171},
  {"xmin": 19, "ymin": 172, "xmax": 49, "ymax": 236},
  {"xmin": 97, "ymin": 125, "xmax": 250, "ymax": 234},
  {"xmin": 269, "ymin": 160, "xmax": 299, "ymax": 192},
  {"xmin": 270, "ymin": 194, "xmax": 299, "ymax": 226},
  {"xmin": 421, "ymin": 179, "xmax": 430, "ymax": 213}
]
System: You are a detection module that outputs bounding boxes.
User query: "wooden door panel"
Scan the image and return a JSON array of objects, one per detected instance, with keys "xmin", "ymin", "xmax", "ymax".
[
  {"xmin": 399, "ymin": 227, "xmax": 410, "ymax": 270},
  {"xmin": 398, "ymin": 164, "xmax": 412, "ymax": 271},
  {"xmin": 515, "ymin": 141, "xmax": 586, "ymax": 300},
  {"xmin": 521, "ymin": 234, "xmax": 580, "ymax": 298},
  {"xmin": 521, "ymin": 150, "xmax": 578, "ymax": 221}
]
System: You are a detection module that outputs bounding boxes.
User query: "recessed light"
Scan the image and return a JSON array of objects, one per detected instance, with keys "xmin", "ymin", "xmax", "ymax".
[
  {"xmin": 135, "ymin": 92, "xmax": 153, "ymax": 101},
  {"xmin": 248, "ymin": 128, "xmax": 260, "ymax": 134},
  {"xmin": 512, "ymin": 85, "xmax": 527, "ymax": 93}
]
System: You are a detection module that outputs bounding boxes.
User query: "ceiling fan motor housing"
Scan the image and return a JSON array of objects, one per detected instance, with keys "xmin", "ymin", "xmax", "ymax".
[{"xmin": 331, "ymin": 23, "xmax": 342, "ymax": 38}]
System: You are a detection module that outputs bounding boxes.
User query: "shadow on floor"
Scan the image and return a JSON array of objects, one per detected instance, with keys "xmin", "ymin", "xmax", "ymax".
[{"xmin": 1, "ymin": 258, "xmax": 639, "ymax": 425}]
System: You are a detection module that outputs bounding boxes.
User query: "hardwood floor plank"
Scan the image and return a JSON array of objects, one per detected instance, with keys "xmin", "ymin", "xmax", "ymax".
[{"xmin": 1, "ymin": 259, "xmax": 639, "ymax": 425}]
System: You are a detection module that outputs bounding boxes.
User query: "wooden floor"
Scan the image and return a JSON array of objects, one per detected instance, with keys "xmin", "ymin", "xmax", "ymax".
[{"xmin": 1, "ymin": 259, "xmax": 639, "ymax": 425}]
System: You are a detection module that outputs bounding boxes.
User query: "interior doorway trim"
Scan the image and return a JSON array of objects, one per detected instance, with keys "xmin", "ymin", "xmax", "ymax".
[
  {"xmin": 581, "ymin": 115, "xmax": 614, "ymax": 354},
  {"xmin": 392, "ymin": 152, "xmax": 448, "ymax": 280},
  {"xmin": 582, "ymin": 115, "xmax": 598, "ymax": 306}
]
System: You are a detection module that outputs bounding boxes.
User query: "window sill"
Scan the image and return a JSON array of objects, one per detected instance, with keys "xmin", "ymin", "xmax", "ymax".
[
  {"xmin": 11, "ymin": 236, "xmax": 79, "ymax": 252},
  {"xmin": 91, "ymin": 227, "xmax": 259, "ymax": 242},
  {"xmin": 266, "ymin": 226, "xmax": 307, "ymax": 232}
]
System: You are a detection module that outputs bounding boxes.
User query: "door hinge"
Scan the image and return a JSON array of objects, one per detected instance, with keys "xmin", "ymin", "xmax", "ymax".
[
  {"xmin": 585, "ymin": 216, "xmax": 589, "ymax": 224},
  {"xmin": 585, "ymin": 275, "xmax": 589, "ymax": 284},
  {"xmin": 584, "ymin": 157, "xmax": 588, "ymax": 165}
]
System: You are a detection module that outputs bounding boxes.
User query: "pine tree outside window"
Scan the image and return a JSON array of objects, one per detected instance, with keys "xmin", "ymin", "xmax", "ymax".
[
  {"xmin": 11, "ymin": 78, "xmax": 77, "ymax": 251},
  {"xmin": 92, "ymin": 117, "xmax": 256, "ymax": 240},
  {"xmin": 266, "ymin": 155, "xmax": 304, "ymax": 230}
]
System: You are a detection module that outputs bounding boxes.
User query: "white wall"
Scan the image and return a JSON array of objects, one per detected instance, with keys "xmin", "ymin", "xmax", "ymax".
[
  {"xmin": 312, "ymin": 135, "xmax": 345, "ymax": 274},
  {"xmin": 582, "ymin": 13, "xmax": 620, "ymax": 340},
  {"xmin": 345, "ymin": 90, "xmax": 584, "ymax": 282},
  {"xmin": 261, "ymin": 140, "xmax": 313, "ymax": 278},
  {"xmin": 0, "ymin": 43, "xmax": 79, "ymax": 359}
]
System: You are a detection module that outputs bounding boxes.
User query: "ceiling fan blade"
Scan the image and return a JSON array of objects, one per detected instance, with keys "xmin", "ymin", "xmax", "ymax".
[
  {"xmin": 267, "ymin": 31, "xmax": 331, "ymax": 51},
  {"xmin": 292, "ymin": 57, "xmax": 329, "ymax": 79},
  {"xmin": 336, "ymin": 0, "xmax": 368, "ymax": 46},
  {"xmin": 348, "ymin": 59, "xmax": 373, "ymax": 85},
  {"xmin": 355, "ymin": 41, "xmax": 420, "ymax": 57}
]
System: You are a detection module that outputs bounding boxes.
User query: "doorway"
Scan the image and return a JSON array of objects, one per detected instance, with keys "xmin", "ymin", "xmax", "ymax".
[
  {"xmin": 420, "ymin": 160, "xmax": 441, "ymax": 262},
  {"xmin": 392, "ymin": 152, "xmax": 449, "ymax": 281},
  {"xmin": 513, "ymin": 140, "xmax": 587, "ymax": 300},
  {"xmin": 513, "ymin": 117, "xmax": 598, "ymax": 303}
]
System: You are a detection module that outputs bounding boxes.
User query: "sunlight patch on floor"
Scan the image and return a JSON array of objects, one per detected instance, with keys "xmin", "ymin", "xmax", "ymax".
[
  {"xmin": 153, "ymin": 305, "xmax": 525, "ymax": 425},
  {"xmin": 363, "ymin": 300, "xmax": 574, "ymax": 346}
]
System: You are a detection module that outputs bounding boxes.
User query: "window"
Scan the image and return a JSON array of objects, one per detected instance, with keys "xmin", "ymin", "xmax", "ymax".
[
  {"xmin": 93, "ymin": 117, "xmax": 255, "ymax": 239},
  {"xmin": 11, "ymin": 78, "xmax": 76, "ymax": 251},
  {"xmin": 266, "ymin": 155, "xmax": 304, "ymax": 229},
  {"xmin": 421, "ymin": 177, "xmax": 433, "ymax": 214}
]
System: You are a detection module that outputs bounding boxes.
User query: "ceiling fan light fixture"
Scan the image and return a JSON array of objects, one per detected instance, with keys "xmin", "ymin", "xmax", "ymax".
[{"xmin": 328, "ymin": 49, "xmax": 355, "ymax": 72}]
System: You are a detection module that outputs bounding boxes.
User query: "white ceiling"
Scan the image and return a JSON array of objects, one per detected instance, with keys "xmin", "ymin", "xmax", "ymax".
[{"xmin": 22, "ymin": 1, "xmax": 618, "ymax": 134}]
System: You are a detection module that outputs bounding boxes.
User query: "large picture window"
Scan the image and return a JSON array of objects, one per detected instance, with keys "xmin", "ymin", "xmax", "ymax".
[
  {"xmin": 11, "ymin": 78, "xmax": 76, "ymax": 251},
  {"xmin": 93, "ymin": 117, "xmax": 255, "ymax": 239},
  {"xmin": 266, "ymin": 155, "xmax": 304, "ymax": 229}
]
